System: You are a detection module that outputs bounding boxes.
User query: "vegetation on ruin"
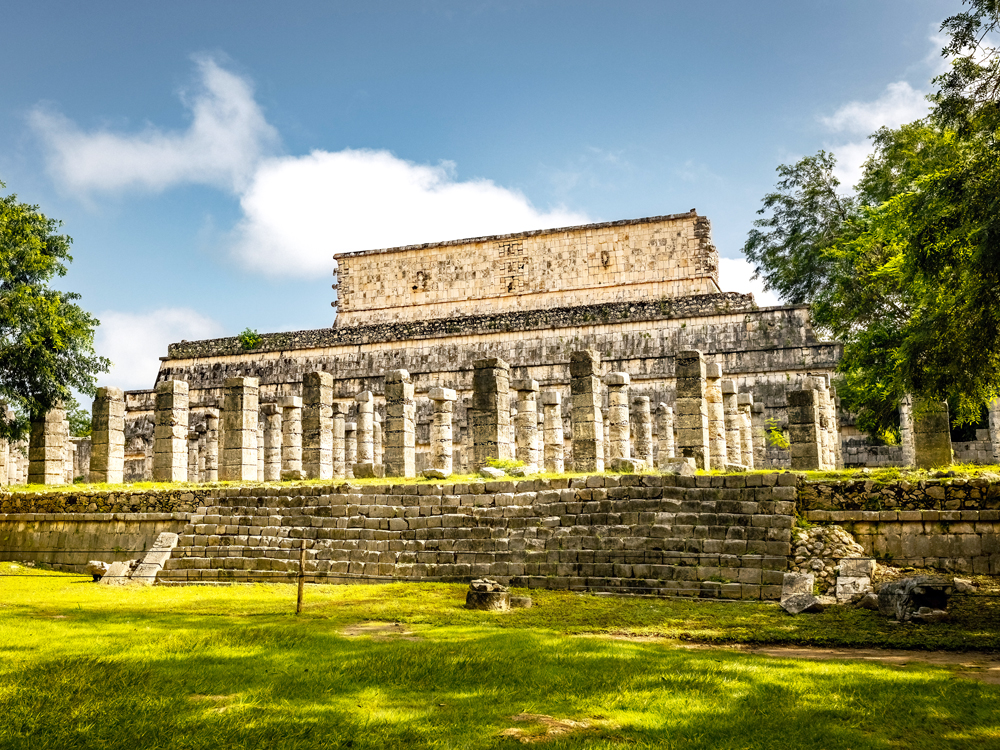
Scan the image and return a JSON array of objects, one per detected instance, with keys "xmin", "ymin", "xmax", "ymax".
[
  {"xmin": 1, "ymin": 564, "xmax": 998, "ymax": 749},
  {"xmin": 743, "ymin": 1, "xmax": 1000, "ymax": 436},
  {"xmin": 0, "ymin": 180, "xmax": 109, "ymax": 441},
  {"xmin": 238, "ymin": 327, "xmax": 262, "ymax": 351},
  {"xmin": 3, "ymin": 463, "xmax": 999, "ymax": 495}
]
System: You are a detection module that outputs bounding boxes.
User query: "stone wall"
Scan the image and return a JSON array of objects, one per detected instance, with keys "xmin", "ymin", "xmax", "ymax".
[
  {"xmin": 802, "ymin": 509, "xmax": 1000, "ymax": 574},
  {"xmin": 841, "ymin": 439, "xmax": 904, "ymax": 468},
  {"xmin": 333, "ymin": 212, "xmax": 720, "ymax": 326},
  {"xmin": 0, "ymin": 512, "xmax": 188, "ymax": 573},
  {"xmin": 797, "ymin": 477, "xmax": 1000, "ymax": 511}
]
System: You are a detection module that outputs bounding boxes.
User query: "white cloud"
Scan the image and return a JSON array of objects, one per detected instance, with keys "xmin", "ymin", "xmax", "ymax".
[
  {"xmin": 820, "ymin": 81, "xmax": 930, "ymax": 135},
  {"xmin": 34, "ymin": 57, "xmax": 588, "ymax": 279},
  {"xmin": 95, "ymin": 308, "xmax": 224, "ymax": 391},
  {"xmin": 31, "ymin": 56, "xmax": 278, "ymax": 194},
  {"xmin": 718, "ymin": 256, "xmax": 781, "ymax": 308},
  {"xmin": 820, "ymin": 80, "xmax": 932, "ymax": 189},
  {"xmin": 231, "ymin": 148, "xmax": 589, "ymax": 277}
]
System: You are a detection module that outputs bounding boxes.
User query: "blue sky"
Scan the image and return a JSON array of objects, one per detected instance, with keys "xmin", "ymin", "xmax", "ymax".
[{"xmin": 0, "ymin": 0, "xmax": 955, "ymax": 390}]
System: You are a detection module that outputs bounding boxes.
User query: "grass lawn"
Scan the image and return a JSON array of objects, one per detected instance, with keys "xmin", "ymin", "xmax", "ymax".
[{"xmin": 1, "ymin": 563, "xmax": 998, "ymax": 749}]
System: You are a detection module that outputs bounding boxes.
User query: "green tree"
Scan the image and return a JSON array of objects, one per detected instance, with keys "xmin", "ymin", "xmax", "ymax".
[
  {"xmin": 742, "ymin": 2, "xmax": 1000, "ymax": 436},
  {"xmin": 0, "ymin": 180, "xmax": 109, "ymax": 440},
  {"xmin": 741, "ymin": 151, "xmax": 856, "ymax": 306}
]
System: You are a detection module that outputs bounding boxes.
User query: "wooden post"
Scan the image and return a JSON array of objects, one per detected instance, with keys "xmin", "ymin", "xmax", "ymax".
[{"xmin": 296, "ymin": 541, "xmax": 306, "ymax": 615}]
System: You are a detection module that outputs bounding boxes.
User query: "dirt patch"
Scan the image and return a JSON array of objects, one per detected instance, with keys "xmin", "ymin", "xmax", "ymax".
[
  {"xmin": 499, "ymin": 714, "xmax": 595, "ymax": 744},
  {"xmin": 591, "ymin": 634, "xmax": 1000, "ymax": 685},
  {"xmin": 341, "ymin": 621, "xmax": 420, "ymax": 641},
  {"xmin": 742, "ymin": 645, "xmax": 1000, "ymax": 685}
]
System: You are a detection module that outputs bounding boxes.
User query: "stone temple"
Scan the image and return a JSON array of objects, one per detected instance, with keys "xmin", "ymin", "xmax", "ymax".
[{"xmin": 120, "ymin": 209, "xmax": 848, "ymax": 478}]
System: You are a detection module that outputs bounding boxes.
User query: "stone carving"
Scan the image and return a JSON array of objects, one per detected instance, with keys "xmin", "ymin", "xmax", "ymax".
[
  {"xmin": 472, "ymin": 358, "xmax": 512, "ymax": 470},
  {"xmin": 513, "ymin": 379, "xmax": 540, "ymax": 473},
  {"xmin": 674, "ymin": 349, "xmax": 709, "ymax": 470},
  {"xmin": 426, "ymin": 387, "xmax": 458, "ymax": 478},
  {"xmin": 385, "ymin": 369, "xmax": 416, "ymax": 478},
  {"xmin": 302, "ymin": 372, "xmax": 334, "ymax": 480},
  {"xmin": 570, "ymin": 350, "xmax": 604, "ymax": 473},
  {"xmin": 90, "ymin": 387, "xmax": 125, "ymax": 484},
  {"xmin": 153, "ymin": 380, "xmax": 188, "ymax": 482},
  {"xmin": 220, "ymin": 377, "xmax": 259, "ymax": 482},
  {"xmin": 540, "ymin": 391, "xmax": 564, "ymax": 473},
  {"xmin": 631, "ymin": 396, "xmax": 652, "ymax": 468},
  {"xmin": 705, "ymin": 363, "xmax": 728, "ymax": 470}
]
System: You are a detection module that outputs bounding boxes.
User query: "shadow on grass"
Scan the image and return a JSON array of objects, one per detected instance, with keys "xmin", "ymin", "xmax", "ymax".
[{"xmin": 3, "ymin": 606, "xmax": 999, "ymax": 750}]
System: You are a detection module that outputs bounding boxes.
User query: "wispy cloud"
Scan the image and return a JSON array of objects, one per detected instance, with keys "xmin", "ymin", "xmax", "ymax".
[
  {"xmin": 33, "ymin": 56, "xmax": 588, "ymax": 279},
  {"xmin": 718, "ymin": 257, "xmax": 780, "ymax": 308},
  {"xmin": 31, "ymin": 56, "xmax": 279, "ymax": 194},
  {"xmin": 95, "ymin": 308, "xmax": 224, "ymax": 390}
]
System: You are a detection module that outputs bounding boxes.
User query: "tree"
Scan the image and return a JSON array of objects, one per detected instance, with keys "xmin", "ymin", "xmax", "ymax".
[
  {"xmin": 741, "ymin": 2, "xmax": 1000, "ymax": 436},
  {"xmin": 0, "ymin": 180, "xmax": 109, "ymax": 441},
  {"xmin": 741, "ymin": 151, "xmax": 856, "ymax": 306}
]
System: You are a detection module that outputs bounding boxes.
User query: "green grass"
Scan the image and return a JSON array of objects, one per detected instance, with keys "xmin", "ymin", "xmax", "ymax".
[{"xmin": 2, "ymin": 564, "xmax": 999, "ymax": 749}]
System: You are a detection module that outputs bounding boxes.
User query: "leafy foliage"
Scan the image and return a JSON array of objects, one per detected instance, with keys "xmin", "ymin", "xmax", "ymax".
[
  {"xmin": 743, "ymin": 3, "xmax": 1000, "ymax": 435},
  {"xmin": 0, "ymin": 181, "xmax": 109, "ymax": 441},
  {"xmin": 238, "ymin": 327, "xmax": 262, "ymax": 351},
  {"xmin": 66, "ymin": 396, "xmax": 92, "ymax": 437},
  {"xmin": 741, "ymin": 151, "xmax": 856, "ymax": 305},
  {"xmin": 764, "ymin": 417, "xmax": 789, "ymax": 449}
]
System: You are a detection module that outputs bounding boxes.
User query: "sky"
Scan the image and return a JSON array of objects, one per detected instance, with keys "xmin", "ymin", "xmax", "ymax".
[{"xmin": 0, "ymin": 0, "xmax": 957, "ymax": 392}]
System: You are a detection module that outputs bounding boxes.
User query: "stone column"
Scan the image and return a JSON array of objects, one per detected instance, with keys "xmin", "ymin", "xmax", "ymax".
[
  {"xmin": 187, "ymin": 432, "xmax": 199, "ymax": 483},
  {"xmin": 605, "ymin": 372, "xmax": 631, "ymax": 465},
  {"xmin": 514, "ymin": 379, "xmax": 540, "ymax": 472},
  {"xmin": 0, "ymin": 406, "xmax": 10, "ymax": 486},
  {"xmin": 675, "ymin": 350, "xmax": 710, "ymax": 470},
  {"xmin": 197, "ymin": 429, "xmax": 207, "ymax": 482},
  {"xmin": 153, "ymin": 380, "xmax": 188, "ymax": 482},
  {"xmin": 721, "ymin": 380, "xmax": 742, "ymax": 466},
  {"xmin": 751, "ymin": 402, "xmax": 767, "ymax": 469},
  {"xmin": 706, "ymin": 363, "xmax": 728, "ymax": 470},
  {"xmin": 631, "ymin": 396, "xmax": 653, "ymax": 467},
  {"xmin": 65, "ymin": 436, "xmax": 76, "ymax": 483},
  {"xmin": 332, "ymin": 404, "xmax": 347, "ymax": 478},
  {"xmin": 354, "ymin": 390, "xmax": 377, "ymax": 477},
  {"xmin": 278, "ymin": 396, "xmax": 302, "ymax": 480},
  {"xmin": 656, "ymin": 403, "xmax": 675, "ymax": 466},
  {"xmin": 427, "ymin": 387, "xmax": 458, "ymax": 477},
  {"xmin": 374, "ymin": 412, "xmax": 383, "ymax": 468},
  {"xmin": 472, "ymin": 358, "xmax": 512, "ymax": 470},
  {"xmin": 204, "ymin": 409, "xmax": 219, "ymax": 482},
  {"xmin": 462, "ymin": 396, "xmax": 474, "ymax": 474},
  {"xmin": 829, "ymin": 386, "xmax": 844, "ymax": 469},
  {"xmin": 302, "ymin": 371, "xmax": 334, "ymax": 480},
  {"xmin": 540, "ymin": 391, "xmax": 564, "ymax": 473},
  {"xmin": 90, "ymin": 386, "xmax": 125, "ymax": 484},
  {"xmin": 345, "ymin": 421, "xmax": 357, "ymax": 478},
  {"xmin": 900, "ymin": 394, "xmax": 915, "ymax": 467},
  {"xmin": 256, "ymin": 419, "xmax": 265, "ymax": 481},
  {"xmin": 913, "ymin": 399, "xmax": 953, "ymax": 469},
  {"xmin": 788, "ymin": 387, "xmax": 823, "ymax": 470},
  {"xmin": 990, "ymin": 398, "xmax": 1000, "ymax": 464},
  {"xmin": 220, "ymin": 377, "xmax": 259, "ymax": 482},
  {"xmin": 262, "ymin": 403, "xmax": 282, "ymax": 481},
  {"xmin": 570, "ymin": 349, "xmax": 604, "ymax": 473},
  {"xmin": 385, "ymin": 369, "xmax": 416, "ymax": 477},
  {"xmin": 738, "ymin": 393, "xmax": 755, "ymax": 470}
]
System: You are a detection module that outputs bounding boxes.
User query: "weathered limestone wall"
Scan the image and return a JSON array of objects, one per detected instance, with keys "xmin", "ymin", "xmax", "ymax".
[
  {"xmin": 803, "ymin": 509, "xmax": 1000, "ymax": 574},
  {"xmin": 334, "ymin": 212, "xmax": 720, "ymax": 326},
  {"xmin": 0, "ymin": 513, "xmax": 188, "ymax": 573}
]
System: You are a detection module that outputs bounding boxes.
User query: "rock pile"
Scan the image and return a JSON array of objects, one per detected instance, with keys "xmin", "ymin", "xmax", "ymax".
[{"xmin": 790, "ymin": 525, "xmax": 866, "ymax": 594}]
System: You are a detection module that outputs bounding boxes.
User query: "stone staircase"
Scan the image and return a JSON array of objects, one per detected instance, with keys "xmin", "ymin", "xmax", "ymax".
[{"xmin": 158, "ymin": 475, "xmax": 796, "ymax": 599}]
